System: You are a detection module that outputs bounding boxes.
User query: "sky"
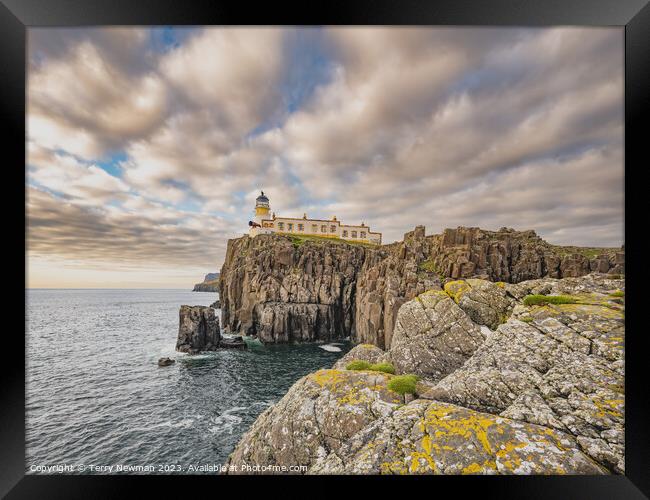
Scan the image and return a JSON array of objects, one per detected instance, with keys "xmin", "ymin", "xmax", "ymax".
[{"xmin": 26, "ymin": 27, "xmax": 624, "ymax": 288}]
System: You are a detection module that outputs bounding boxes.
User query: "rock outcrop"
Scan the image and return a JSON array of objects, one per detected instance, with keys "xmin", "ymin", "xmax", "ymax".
[
  {"xmin": 354, "ymin": 225, "xmax": 441, "ymax": 349},
  {"xmin": 389, "ymin": 290, "xmax": 484, "ymax": 381},
  {"xmin": 219, "ymin": 227, "xmax": 622, "ymax": 347},
  {"xmin": 226, "ymin": 273, "xmax": 624, "ymax": 474},
  {"xmin": 176, "ymin": 305, "xmax": 221, "ymax": 353}
]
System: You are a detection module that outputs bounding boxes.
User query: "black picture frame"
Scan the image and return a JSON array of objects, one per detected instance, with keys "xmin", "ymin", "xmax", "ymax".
[{"xmin": 4, "ymin": 0, "xmax": 649, "ymax": 497}]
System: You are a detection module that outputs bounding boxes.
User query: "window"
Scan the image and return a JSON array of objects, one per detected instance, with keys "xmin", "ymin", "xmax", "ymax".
[
  {"xmin": 321, "ymin": 225, "xmax": 327, "ymax": 233},
  {"xmin": 360, "ymin": 231, "xmax": 366, "ymax": 238},
  {"xmin": 288, "ymin": 223, "xmax": 293, "ymax": 231},
  {"xmin": 351, "ymin": 231, "xmax": 357, "ymax": 238},
  {"xmin": 312, "ymin": 224, "xmax": 317, "ymax": 232},
  {"xmin": 342, "ymin": 230, "xmax": 348, "ymax": 237},
  {"xmin": 330, "ymin": 225, "xmax": 336, "ymax": 233},
  {"xmin": 278, "ymin": 222, "xmax": 284, "ymax": 230},
  {"xmin": 298, "ymin": 224, "xmax": 304, "ymax": 231}
]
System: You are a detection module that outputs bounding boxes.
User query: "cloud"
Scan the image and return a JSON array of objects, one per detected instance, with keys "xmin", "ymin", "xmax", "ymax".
[
  {"xmin": 28, "ymin": 142, "xmax": 130, "ymax": 205},
  {"xmin": 27, "ymin": 186, "xmax": 238, "ymax": 269},
  {"xmin": 26, "ymin": 27, "xmax": 624, "ymax": 286}
]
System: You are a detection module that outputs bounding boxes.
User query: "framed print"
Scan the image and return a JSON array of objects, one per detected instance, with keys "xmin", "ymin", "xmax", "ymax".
[{"xmin": 3, "ymin": 0, "xmax": 649, "ymax": 497}]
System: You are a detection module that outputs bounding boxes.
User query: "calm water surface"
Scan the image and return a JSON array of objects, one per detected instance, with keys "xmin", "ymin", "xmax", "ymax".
[{"xmin": 26, "ymin": 289, "xmax": 349, "ymax": 474}]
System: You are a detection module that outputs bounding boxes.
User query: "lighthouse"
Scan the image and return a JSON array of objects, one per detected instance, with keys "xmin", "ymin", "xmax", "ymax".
[
  {"xmin": 247, "ymin": 189, "xmax": 382, "ymax": 244},
  {"xmin": 254, "ymin": 191, "xmax": 270, "ymax": 225}
]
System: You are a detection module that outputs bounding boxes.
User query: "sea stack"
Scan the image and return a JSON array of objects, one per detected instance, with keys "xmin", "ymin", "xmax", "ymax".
[{"xmin": 176, "ymin": 305, "xmax": 221, "ymax": 353}]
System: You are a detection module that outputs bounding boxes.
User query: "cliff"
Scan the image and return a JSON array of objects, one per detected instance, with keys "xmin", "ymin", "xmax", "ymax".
[
  {"xmin": 226, "ymin": 273, "xmax": 625, "ymax": 474},
  {"xmin": 219, "ymin": 226, "xmax": 623, "ymax": 348},
  {"xmin": 192, "ymin": 272, "xmax": 220, "ymax": 292},
  {"xmin": 219, "ymin": 234, "xmax": 365, "ymax": 342}
]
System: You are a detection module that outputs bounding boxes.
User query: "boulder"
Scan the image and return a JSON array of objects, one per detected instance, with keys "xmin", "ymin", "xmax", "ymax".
[
  {"xmin": 176, "ymin": 305, "xmax": 221, "ymax": 353},
  {"xmin": 157, "ymin": 357, "xmax": 175, "ymax": 367},
  {"xmin": 388, "ymin": 290, "xmax": 484, "ymax": 381},
  {"xmin": 448, "ymin": 279, "xmax": 514, "ymax": 329}
]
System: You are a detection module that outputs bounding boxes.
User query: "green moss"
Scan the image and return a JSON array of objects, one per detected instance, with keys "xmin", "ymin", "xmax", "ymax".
[
  {"xmin": 368, "ymin": 362, "xmax": 396, "ymax": 374},
  {"xmin": 388, "ymin": 374, "xmax": 420, "ymax": 395},
  {"xmin": 346, "ymin": 361, "xmax": 396, "ymax": 374},
  {"xmin": 418, "ymin": 259, "xmax": 445, "ymax": 282},
  {"xmin": 523, "ymin": 294, "xmax": 579, "ymax": 306},
  {"xmin": 609, "ymin": 290, "xmax": 625, "ymax": 298},
  {"xmin": 520, "ymin": 316, "xmax": 534, "ymax": 323},
  {"xmin": 346, "ymin": 360, "xmax": 372, "ymax": 371}
]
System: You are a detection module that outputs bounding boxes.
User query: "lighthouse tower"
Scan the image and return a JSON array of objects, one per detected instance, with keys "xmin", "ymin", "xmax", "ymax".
[{"xmin": 254, "ymin": 191, "xmax": 270, "ymax": 225}]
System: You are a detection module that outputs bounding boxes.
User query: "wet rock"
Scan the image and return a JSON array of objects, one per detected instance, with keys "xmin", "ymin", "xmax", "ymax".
[
  {"xmin": 157, "ymin": 357, "xmax": 175, "ymax": 367},
  {"xmin": 219, "ymin": 336, "xmax": 246, "ymax": 349}
]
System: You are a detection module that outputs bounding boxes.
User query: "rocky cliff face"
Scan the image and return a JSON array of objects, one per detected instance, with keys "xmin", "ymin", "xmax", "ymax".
[
  {"xmin": 219, "ymin": 227, "xmax": 622, "ymax": 347},
  {"xmin": 226, "ymin": 273, "xmax": 625, "ymax": 474},
  {"xmin": 219, "ymin": 234, "xmax": 366, "ymax": 342}
]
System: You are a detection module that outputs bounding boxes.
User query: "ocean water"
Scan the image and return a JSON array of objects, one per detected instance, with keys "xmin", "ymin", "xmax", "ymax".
[{"xmin": 26, "ymin": 289, "xmax": 350, "ymax": 474}]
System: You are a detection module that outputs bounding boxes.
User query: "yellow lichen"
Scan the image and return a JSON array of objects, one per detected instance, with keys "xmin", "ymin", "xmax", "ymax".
[{"xmin": 443, "ymin": 280, "xmax": 471, "ymax": 303}]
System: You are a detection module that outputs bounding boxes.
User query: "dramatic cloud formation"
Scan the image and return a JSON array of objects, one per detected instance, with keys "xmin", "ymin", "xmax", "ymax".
[{"xmin": 26, "ymin": 27, "xmax": 624, "ymax": 288}]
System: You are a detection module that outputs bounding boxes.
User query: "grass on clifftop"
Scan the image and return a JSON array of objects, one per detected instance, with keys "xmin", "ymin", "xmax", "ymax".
[
  {"xmin": 346, "ymin": 361, "xmax": 396, "ymax": 374},
  {"xmin": 549, "ymin": 245, "xmax": 616, "ymax": 259},
  {"xmin": 387, "ymin": 374, "xmax": 420, "ymax": 395},
  {"xmin": 284, "ymin": 233, "xmax": 379, "ymax": 249},
  {"xmin": 523, "ymin": 294, "xmax": 579, "ymax": 306}
]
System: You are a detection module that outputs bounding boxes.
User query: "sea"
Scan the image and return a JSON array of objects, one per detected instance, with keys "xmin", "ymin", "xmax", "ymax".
[{"xmin": 25, "ymin": 289, "xmax": 350, "ymax": 474}]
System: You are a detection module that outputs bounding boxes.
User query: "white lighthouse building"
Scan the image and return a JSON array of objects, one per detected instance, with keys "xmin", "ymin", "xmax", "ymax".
[{"xmin": 248, "ymin": 191, "xmax": 382, "ymax": 244}]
